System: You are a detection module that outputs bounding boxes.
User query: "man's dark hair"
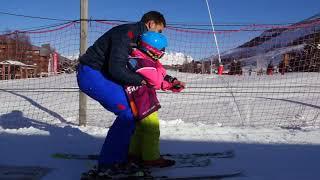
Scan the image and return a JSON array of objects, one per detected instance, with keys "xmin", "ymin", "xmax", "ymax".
[{"xmin": 141, "ymin": 11, "xmax": 166, "ymax": 27}]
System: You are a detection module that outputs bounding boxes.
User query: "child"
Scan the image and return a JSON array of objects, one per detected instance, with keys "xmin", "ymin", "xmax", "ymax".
[{"xmin": 125, "ymin": 31, "xmax": 185, "ymax": 168}]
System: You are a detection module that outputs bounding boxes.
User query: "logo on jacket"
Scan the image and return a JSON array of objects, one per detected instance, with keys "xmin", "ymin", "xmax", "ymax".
[{"xmin": 126, "ymin": 86, "xmax": 141, "ymax": 94}]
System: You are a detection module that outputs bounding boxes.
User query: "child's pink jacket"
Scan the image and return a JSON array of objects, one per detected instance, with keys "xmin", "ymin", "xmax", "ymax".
[
  {"xmin": 125, "ymin": 49, "xmax": 173, "ymax": 120},
  {"xmin": 130, "ymin": 49, "xmax": 172, "ymax": 91}
]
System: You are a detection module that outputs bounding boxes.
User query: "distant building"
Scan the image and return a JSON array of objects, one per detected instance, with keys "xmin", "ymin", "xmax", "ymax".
[
  {"xmin": 0, "ymin": 60, "xmax": 36, "ymax": 80},
  {"xmin": 0, "ymin": 33, "xmax": 61, "ymax": 80},
  {"xmin": 281, "ymin": 43, "xmax": 320, "ymax": 73}
]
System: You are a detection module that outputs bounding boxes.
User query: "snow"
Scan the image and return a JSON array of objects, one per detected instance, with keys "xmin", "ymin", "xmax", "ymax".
[
  {"xmin": 1, "ymin": 121, "xmax": 320, "ymax": 179},
  {"xmin": 301, "ymin": 13, "xmax": 320, "ymax": 22},
  {"xmin": 216, "ymin": 18, "xmax": 320, "ymax": 69},
  {"xmin": 237, "ymin": 44, "xmax": 306, "ymax": 69},
  {"xmin": 161, "ymin": 51, "xmax": 193, "ymax": 66},
  {"xmin": 1, "ymin": 72, "xmax": 320, "ymax": 179}
]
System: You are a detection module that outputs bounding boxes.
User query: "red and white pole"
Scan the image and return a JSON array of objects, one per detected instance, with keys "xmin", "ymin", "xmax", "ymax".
[{"xmin": 218, "ymin": 64, "xmax": 224, "ymax": 75}]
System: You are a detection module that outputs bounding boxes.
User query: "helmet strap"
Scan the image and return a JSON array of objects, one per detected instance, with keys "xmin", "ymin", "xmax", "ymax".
[{"xmin": 139, "ymin": 41, "xmax": 165, "ymax": 61}]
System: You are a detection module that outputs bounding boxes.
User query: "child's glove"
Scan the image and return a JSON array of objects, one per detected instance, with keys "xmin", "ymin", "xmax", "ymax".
[
  {"xmin": 170, "ymin": 80, "xmax": 185, "ymax": 93},
  {"xmin": 161, "ymin": 75, "xmax": 185, "ymax": 92}
]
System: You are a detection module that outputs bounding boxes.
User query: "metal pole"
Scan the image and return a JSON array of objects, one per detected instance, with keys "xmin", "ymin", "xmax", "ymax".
[
  {"xmin": 205, "ymin": 0, "xmax": 222, "ymax": 74},
  {"xmin": 79, "ymin": 0, "xmax": 88, "ymax": 126}
]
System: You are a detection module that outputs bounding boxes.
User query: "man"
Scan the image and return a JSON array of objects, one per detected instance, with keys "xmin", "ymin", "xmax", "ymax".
[{"xmin": 77, "ymin": 11, "xmax": 184, "ymax": 176}]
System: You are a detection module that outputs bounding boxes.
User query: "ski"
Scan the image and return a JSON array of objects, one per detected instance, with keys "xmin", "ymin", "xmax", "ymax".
[
  {"xmin": 0, "ymin": 165, "xmax": 51, "ymax": 180},
  {"xmin": 52, "ymin": 150, "xmax": 234, "ymax": 161},
  {"xmin": 147, "ymin": 170, "xmax": 243, "ymax": 179},
  {"xmin": 80, "ymin": 169, "xmax": 243, "ymax": 180},
  {"xmin": 172, "ymin": 158, "xmax": 210, "ymax": 168},
  {"xmin": 161, "ymin": 150, "xmax": 234, "ymax": 159},
  {"xmin": 55, "ymin": 150, "xmax": 234, "ymax": 169}
]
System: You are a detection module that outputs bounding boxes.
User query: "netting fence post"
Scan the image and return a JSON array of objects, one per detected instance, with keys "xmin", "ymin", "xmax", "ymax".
[{"xmin": 79, "ymin": 0, "xmax": 88, "ymax": 126}]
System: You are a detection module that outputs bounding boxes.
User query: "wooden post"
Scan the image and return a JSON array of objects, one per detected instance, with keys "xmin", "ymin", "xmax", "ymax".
[
  {"xmin": 20, "ymin": 66, "xmax": 22, "ymax": 79},
  {"xmin": 1, "ymin": 65, "xmax": 4, "ymax": 80},
  {"xmin": 79, "ymin": 0, "xmax": 88, "ymax": 126},
  {"xmin": 8, "ymin": 65, "xmax": 11, "ymax": 80},
  {"xmin": 24, "ymin": 68, "xmax": 27, "ymax": 79},
  {"xmin": 12, "ymin": 65, "xmax": 15, "ymax": 79},
  {"xmin": 5, "ymin": 65, "xmax": 8, "ymax": 80}
]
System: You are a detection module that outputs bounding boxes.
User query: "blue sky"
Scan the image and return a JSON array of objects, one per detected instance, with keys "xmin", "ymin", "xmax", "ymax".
[
  {"xmin": 0, "ymin": 0, "xmax": 319, "ymax": 32},
  {"xmin": 0, "ymin": 0, "xmax": 319, "ymax": 59}
]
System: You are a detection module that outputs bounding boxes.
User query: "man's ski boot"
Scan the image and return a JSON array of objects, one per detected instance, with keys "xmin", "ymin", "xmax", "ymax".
[{"xmin": 80, "ymin": 162, "xmax": 148, "ymax": 180}]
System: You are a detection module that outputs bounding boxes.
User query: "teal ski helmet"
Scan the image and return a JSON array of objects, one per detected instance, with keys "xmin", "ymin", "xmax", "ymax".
[{"xmin": 139, "ymin": 31, "xmax": 168, "ymax": 60}]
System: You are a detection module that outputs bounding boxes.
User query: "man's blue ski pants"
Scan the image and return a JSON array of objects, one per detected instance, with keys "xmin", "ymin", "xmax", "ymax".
[{"xmin": 77, "ymin": 64, "xmax": 135, "ymax": 166}]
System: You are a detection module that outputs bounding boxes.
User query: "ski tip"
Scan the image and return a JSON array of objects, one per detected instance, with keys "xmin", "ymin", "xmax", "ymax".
[
  {"xmin": 51, "ymin": 153, "xmax": 63, "ymax": 158},
  {"xmin": 51, "ymin": 153, "xmax": 71, "ymax": 159}
]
